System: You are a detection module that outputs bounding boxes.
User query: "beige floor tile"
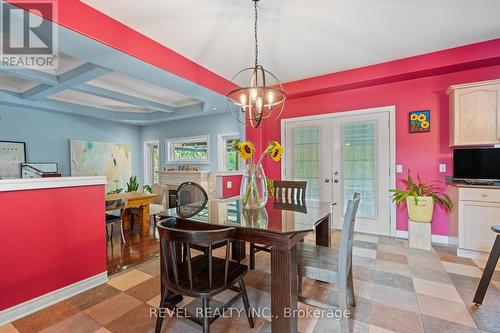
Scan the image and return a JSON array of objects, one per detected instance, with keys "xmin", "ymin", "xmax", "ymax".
[
  {"xmin": 39, "ymin": 313, "xmax": 101, "ymax": 333},
  {"xmin": 93, "ymin": 329, "xmax": 111, "ymax": 333},
  {"xmin": 369, "ymin": 325, "xmax": 397, "ymax": 333},
  {"xmin": 0, "ymin": 324, "xmax": 19, "ymax": 333},
  {"xmin": 353, "ymin": 247, "xmax": 377, "ymax": 259},
  {"xmin": 442, "ymin": 261, "xmax": 483, "ymax": 278},
  {"xmin": 146, "ymin": 294, "xmax": 161, "ymax": 308},
  {"xmin": 353, "ymin": 279, "xmax": 373, "ymax": 300},
  {"xmin": 472, "ymin": 258, "xmax": 500, "ymax": 271},
  {"xmin": 369, "ymin": 301, "xmax": 423, "ymax": 333},
  {"xmin": 84, "ymin": 293, "xmax": 142, "ymax": 325},
  {"xmin": 371, "ymin": 284, "xmax": 419, "ymax": 313},
  {"xmin": 375, "ymin": 260, "xmax": 411, "ymax": 277},
  {"xmin": 413, "ymin": 277, "xmax": 463, "ymax": 302},
  {"xmin": 94, "ymin": 327, "xmax": 111, "ymax": 333},
  {"xmin": 107, "ymin": 269, "xmax": 152, "ymax": 291},
  {"xmin": 377, "ymin": 244, "xmax": 407, "ymax": 256},
  {"xmin": 407, "ymin": 255, "xmax": 445, "ymax": 271},
  {"xmin": 354, "ymin": 234, "xmax": 379, "ymax": 243},
  {"xmin": 416, "ymin": 294, "xmax": 477, "ymax": 328}
]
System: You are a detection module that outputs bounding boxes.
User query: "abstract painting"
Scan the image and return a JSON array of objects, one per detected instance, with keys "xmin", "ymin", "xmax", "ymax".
[
  {"xmin": 409, "ymin": 110, "xmax": 431, "ymax": 133},
  {"xmin": 70, "ymin": 139, "xmax": 131, "ymax": 191}
]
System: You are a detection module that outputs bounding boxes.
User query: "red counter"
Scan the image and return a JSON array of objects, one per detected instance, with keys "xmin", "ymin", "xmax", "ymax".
[{"xmin": 0, "ymin": 177, "xmax": 107, "ymax": 324}]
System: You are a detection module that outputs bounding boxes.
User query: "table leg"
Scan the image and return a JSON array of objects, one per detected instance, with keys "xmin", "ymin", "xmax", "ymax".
[
  {"xmin": 138, "ymin": 204, "xmax": 150, "ymax": 236},
  {"xmin": 271, "ymin": 246, "xmax": 298, "ymax": 333},
  {"xmin": 232, "ymin": 240, "xmax": 246, "ymax": 262},
  {"xmin": 316, "ymin": 214, "xmax": 331, "ymax": 247},
  {"xmin": 473, "ymin": 235, "xmax": 500, "ymax": 305},
  {"xmin": 122, "ymin": 208, "xmax": 132, "ymax": 230}
]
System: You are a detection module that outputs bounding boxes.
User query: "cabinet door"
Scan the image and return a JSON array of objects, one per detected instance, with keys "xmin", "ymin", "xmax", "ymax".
[
  {"xmin": 459, "ymin": 200, "xmax": 499, "ymax": 252},
  {"xmin": 453, "ymin": 84, "xmax": 500, "ymax": 146}
]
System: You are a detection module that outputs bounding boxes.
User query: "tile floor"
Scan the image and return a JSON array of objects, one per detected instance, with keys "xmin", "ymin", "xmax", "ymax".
[{"xmin": 1, "ymin": 232, "xmax": 499, "ymax": 333}]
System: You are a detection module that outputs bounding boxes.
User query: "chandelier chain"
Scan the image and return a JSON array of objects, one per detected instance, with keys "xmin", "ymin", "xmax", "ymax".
[{"xmin": 254, "ymin": 0, "xmax": 258, "ymax": 68}]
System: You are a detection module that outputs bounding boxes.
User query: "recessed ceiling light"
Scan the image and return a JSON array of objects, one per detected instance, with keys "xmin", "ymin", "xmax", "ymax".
[{"xmin": 212, "ymin": 107, "xmax": 217, "ymax": 110}]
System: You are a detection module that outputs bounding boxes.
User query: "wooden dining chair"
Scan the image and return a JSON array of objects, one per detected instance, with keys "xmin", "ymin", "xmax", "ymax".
[
  {"xmin": 105, "ymin": 199, "xmax": 127, "ymax": 244},
  {"xmin": 249, "ymin": 180, "xmax": 308, "ymax": 270},
  {"xmin": 155, "ymin": 218, "xmax": 254, "ymax": 333},
  {"xmin": 273, "ymin": 180, "xmax": 307, "ymax": 203},
  {"xmin": 297, "ymin": 192, "xmax": 360, "ymax": 311}
]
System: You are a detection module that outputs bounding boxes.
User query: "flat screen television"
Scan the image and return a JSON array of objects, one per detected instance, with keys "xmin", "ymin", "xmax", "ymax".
[{"xmin": 453, "ymin": 148, "xmax": 500, "ymax": 181}]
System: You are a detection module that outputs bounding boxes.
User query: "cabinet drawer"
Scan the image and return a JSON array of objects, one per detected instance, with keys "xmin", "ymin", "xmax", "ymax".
[{"xmin": 460, "ymin": 188, "xmax": 500, "ymax": 202}]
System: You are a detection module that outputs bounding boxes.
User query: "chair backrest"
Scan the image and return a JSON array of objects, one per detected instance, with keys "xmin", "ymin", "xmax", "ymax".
[
  {"xmin": 151, "ymin": 184, "xmax": 169, "ymax": 207},
  {"xmin": 176, "ymin": 182, "xmax": 208, "ymax": 218},
  {"xmin": 105, "ymin": 199, "xmax": 127, "ymax": 212},
  {"xmin": 157, "ymin": 217, "xmax": 235, "ymax": 295},
  {"xmin": 337, "ymin": 193, "xmax": 361, "ymax": 278},
  {"xmin": 273, "ymin": 180, "xmax": 307, "ymax": 203}
]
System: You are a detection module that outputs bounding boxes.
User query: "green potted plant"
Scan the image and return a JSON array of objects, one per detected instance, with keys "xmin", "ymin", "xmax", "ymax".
[
  {"xmin": 390, "ymin": 171, "xmax": 453, "ymax": 223},
  {"xmin": 126, "ymin": 175, "xmax": 139, "ymax": 193}
]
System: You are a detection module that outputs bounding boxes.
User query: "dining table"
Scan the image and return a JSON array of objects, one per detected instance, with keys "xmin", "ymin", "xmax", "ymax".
[
  {"xmin": 163, "ymin": 197, "xmax": 334, "ymax": 333},
  {"xmin": 105, "ymin": 192, "xmax": 158, "ymax": 235}
]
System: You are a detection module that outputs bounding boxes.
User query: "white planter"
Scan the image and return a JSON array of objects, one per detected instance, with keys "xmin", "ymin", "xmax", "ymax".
[{"xmin": 406, "ymin": 196, "xmax": 434, "ymax": 223}]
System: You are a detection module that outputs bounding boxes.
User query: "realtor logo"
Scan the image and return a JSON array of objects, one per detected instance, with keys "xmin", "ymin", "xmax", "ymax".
[{"xmin": 1, "ymin": 0, "xmax": 58, "ymax": 69}]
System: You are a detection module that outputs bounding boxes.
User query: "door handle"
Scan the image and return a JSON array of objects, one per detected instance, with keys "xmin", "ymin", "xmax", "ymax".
[
  {"xmin": 324, "ymin": 178, "xmax": 330, "ymax": 183},
  {"xmin": 334, "ymin": 179, "xmax": 339, "ymax": 183}
]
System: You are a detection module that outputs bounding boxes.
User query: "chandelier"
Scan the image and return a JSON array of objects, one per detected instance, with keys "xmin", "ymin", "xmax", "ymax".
[{"xmin": 227, "ymin": 0, "xmax": 286, "ymax": 128}]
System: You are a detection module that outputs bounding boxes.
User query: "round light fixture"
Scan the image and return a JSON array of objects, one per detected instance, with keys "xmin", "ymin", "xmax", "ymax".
[{"xmin": 227, "ymin": 0, "xmax": 286, "ymax": 128}]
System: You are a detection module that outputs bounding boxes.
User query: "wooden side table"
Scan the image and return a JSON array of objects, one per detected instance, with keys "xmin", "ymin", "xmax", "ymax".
[{"xmin": 473, "ymin": 225, "xmax": 500, "ymax": 306}]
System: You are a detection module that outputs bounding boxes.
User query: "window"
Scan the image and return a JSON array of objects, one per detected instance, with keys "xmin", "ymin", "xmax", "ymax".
[
  {"xmin": 166, "ymin": 135, "xmax": 210, "ymax": 164},
  {"xmin": 218, "ymin": 133, "xmax": 241, "ymax": 172},
  {"xmin": 144, "ymin": 140, "xmax": 160, "ymax": 185}
]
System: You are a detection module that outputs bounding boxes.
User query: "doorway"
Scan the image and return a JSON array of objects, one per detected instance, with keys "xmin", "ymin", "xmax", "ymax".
[{"xmin": 282, "ymin": 106, "xmax": 396, "ymax": 235}]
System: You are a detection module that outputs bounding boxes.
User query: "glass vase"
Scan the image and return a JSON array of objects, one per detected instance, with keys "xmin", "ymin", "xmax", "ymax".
[{"xmin": 240, "ymin": 163, "xmax": 268, "ymax": 209}]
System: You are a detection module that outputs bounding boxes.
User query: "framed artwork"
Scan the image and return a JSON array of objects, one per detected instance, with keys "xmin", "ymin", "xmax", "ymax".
[
  {"xmin": 21, "ymin": 162, "xmax": 59, "ymax": 178},
  {"xmin": 409, "ymin": 110, "xmax": 430, "ymax": 133},
  {"xmin": 70, "ymin": 139, "xmax": 132, "ymax": 191},
  {"xmin": 0, "ymin": 141, "xmax": 26, "ymax": 179}
]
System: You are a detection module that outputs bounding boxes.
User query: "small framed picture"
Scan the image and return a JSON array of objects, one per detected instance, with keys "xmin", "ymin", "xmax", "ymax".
[
  {"xmin": 409, "ymin": 110, "xmax": 430, "ymax": 133},
  {"xmin": 0, "ymin": 141, "xmax": 26, "ymax": 178}
]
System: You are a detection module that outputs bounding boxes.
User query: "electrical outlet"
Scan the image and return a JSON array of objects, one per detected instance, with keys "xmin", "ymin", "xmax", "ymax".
[
  {"xmin": 227, "ymin": 181, "xmax": 232, "ymax": 189},
  {"xmin": 439, "ymin": 164, "xmax": 447, "ymax": 173},
  {"xmin": 396, "ymin": 164, "xmax": 403, "ymax": 173}
]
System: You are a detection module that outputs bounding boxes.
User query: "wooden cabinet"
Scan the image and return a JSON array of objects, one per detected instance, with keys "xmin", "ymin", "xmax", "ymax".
[
  {"xmin": 449, "ymin": 185, "xmax": 500, "ymax": 257},
  {"xmin": 447, "ymin": 79, "xmax": 500, "ymax": 147}
]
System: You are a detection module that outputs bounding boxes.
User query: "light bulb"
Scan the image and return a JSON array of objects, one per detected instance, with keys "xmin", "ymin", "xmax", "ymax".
[
  {"xmin": 250, "ymin": 88, "xmax": 257, "ymax": 102},
  {"xmin": 267, "ymin": 91, "xmax": 274, "ymax": 105},
  {"xmin": 256, "ymin": 96, "xmax": 263, "ymax": 109},
  {"xmin": 239, "ymin": 94, "xmax": 247, "ymax": 106}
]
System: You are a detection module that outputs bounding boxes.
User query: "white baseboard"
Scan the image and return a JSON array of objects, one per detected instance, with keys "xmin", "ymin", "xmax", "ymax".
[
  {"xmin": 0, "ymin": 272, "xmax": 108, "ymax": 325},
  {"xmin": 394, "ymin": 230, "xmax": 450, "ymax": 245}
]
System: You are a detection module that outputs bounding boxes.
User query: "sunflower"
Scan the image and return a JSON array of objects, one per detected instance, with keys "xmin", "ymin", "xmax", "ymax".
[
  {"xmin": 238, "ymin": 141, "xmax": 254, "ymax": 160},
  {"xmin": 231, "ymin": 139, "xmax": 240, "ymax": 150},
  {"xmin": 418, "ymin": 114, "xmax": 427, "ymax": 121},
  {"xmin": 269, "ymin": 141, "xmax": 282, "ymax": 161},
  {"xmin": 410, "ymin": 114, "xmax": 418, "ymax": 121},
  {"xmin": 421, "ymin": 121, "xmax": 430, "ymax": 129}
]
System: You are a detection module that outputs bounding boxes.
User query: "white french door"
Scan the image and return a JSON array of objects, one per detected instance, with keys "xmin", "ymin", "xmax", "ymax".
[{"xmin": 283, "ymin": 108, "xmax": 393, "ymax": 235}]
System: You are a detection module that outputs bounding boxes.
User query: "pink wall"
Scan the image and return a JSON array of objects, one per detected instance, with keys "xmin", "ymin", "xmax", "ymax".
[
  {"xmin": 0, "ymin": 185, "xmax": 106, "ymax": 311},
  {"xmin": 248, "ymin": 62, "xmax": 500, "ymax": 236}
]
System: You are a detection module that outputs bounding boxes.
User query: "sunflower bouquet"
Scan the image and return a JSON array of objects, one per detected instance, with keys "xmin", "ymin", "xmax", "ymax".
[{"xmin": 231, "ymin": 139, "xmax": 283, "ymax": 208}]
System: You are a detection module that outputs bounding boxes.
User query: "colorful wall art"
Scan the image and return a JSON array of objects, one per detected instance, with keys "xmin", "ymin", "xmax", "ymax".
[
  {"xmin": 70, "ymin": 139, "xmax": 131, "ymax": 190},
  {"xmin": 409, "ymin": 110, "xmax": 431, "ymax": 133}
]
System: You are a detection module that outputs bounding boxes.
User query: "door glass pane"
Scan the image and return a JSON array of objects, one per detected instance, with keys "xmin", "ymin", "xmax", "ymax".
[
  {"xmin": 292, "ymin": 126, "xmax": 320, "ymax": 199},
  {"xmin": 152, "ymin": 145, "xmax": 160, "ymax": 184},
  {"xmin": 342, "ymin": 121, "xmax": 377, "ymax": 218}
]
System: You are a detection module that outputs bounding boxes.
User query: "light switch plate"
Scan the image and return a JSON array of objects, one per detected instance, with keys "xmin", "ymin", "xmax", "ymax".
[
  {"xmin": 227, "ymin": 181, "xmax": 232, "ymax": 189},
  {"xmin": 396, "ymin": 164, "xmax": 403, "ymax": 173},
  {"xmin": 439, "ymin": 164, "xmax": 447, "ymax": 173}
]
